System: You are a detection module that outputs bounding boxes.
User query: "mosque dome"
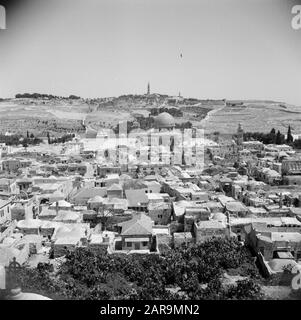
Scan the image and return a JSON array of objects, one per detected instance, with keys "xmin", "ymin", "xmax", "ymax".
[{"xmin": 154, "ymin": 112, "xmax": 175, "ymax": 129}]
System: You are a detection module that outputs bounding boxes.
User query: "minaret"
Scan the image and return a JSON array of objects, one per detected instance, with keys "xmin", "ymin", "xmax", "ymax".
[
  {"xmin": 237, "ymin": 123, "xmax": 244, "ymax": 146},
  {"xmin": 147, "ymin": 82, "xmax": 150, "ymax": 95}
]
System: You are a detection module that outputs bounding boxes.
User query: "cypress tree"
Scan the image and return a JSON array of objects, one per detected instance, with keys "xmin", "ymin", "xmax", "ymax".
[
  {"xmin": 276, "ymin": 130, "xmax": 282, "ymax": 145},
  {"xmin": 287, "ymin": 125, "xmax": 294, "ymax": 144}
]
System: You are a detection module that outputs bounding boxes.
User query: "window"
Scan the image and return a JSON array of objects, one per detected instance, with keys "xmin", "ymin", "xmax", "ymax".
[
  {"xmin": 142, "ymin": 242, "xmax": 148, "ymax": 246},
  {"xmin": 126, "ymin": 242, "xmax": 132, "ymax": 247},
  {"xmin": 158, "ymin": 214, "xmax": 163, "ymax": 219}
]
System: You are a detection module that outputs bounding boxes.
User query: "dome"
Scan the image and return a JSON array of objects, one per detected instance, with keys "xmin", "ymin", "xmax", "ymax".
[
  {"xmin": 212, "ymin": 212, "xmax": 227, "ymax": 222},
  {"xmin": 7, "ymin": 288, "xmax": 52, "ymax": 300},
  {"xmin": 154, "ymin": 112, "xmax": 175, "ymax": 129},
  {"xmin": 87, "ymin": 195, "xmax": 104, "ymax": 203},
  {"xmin": 17, "ymin": 219, "xmax": 42, "ymax": 229}
]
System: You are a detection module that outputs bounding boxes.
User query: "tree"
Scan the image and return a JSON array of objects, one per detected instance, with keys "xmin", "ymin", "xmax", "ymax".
[
  {"xmin": 69, "ymin": 95, "xmax": 81, "ymax": 100},
  {"xmin": 268, "ymin": 128, "xmax": 276, "ymax": 144},
  {"xmin": 182, "ymin": 150, "xmax": 186, "ymax": 165},
  {"xmin": 276, "ymin": 130, "xmax": 282, "ymax": 145},
  {"xmin": 293, "ymin": 139, "xmax": 301, "ymax": 149},
  {"xmin": 22, "ymin": 141, "xmax": 28, "ymax": 149},
  {"xmin": 233, "ymin": 161, "xmax": 240, "ymax": 169},
  {"xmin": 47, "ymin": 132, "xmax": 51, "ymax": 144},
  {"xmin": 225, "ymin": 279, "xmax": 263, "ymax": 300},
  {"xmin": 14, "ymin": 238, "xmax": 264, "ymax": 300},
  {"xmin": 287, "ymin": 125, "xmax": 294, "ymax": 144}
]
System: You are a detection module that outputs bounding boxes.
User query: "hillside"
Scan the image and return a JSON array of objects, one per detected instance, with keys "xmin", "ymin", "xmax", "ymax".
[
  {"xmin": 0, "ymin": 94, "xmax": 299, "ymax": 137},
  {"xmin": 0, "ymin": 94, "xmax": 221, "ymax": 136}
]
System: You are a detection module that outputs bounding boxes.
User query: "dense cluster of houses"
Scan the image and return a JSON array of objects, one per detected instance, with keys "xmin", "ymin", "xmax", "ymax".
[{"xmin": 1, "ymin": 115, "xmax": 301, "ymax": 284}]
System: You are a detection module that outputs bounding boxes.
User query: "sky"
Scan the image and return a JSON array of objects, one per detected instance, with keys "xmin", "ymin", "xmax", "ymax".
[{"xmin": 0, "ymin": 0, "xmax": 300, "ymax": 105}]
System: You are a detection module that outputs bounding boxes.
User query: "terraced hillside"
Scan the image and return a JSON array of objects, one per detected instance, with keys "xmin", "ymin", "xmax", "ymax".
[
  {"xmin": 0, "ymin": 94, "xmax": 218, "ymax": 135},
  {"xmin": 201, "ymin": 101, "xmax": 301, "ymax": 135},
  {"xmin": 1, "ymin": 95, "xmax": 299, "ymax": 137}
]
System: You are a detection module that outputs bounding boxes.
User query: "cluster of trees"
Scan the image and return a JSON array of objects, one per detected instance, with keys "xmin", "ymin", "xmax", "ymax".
[
  {"xmin": 137, "ymin": 117, "xmax": 155, "ymax": 130},
  {"xmin": 15, "ymin": 238, "xmax": 264, "ymax": 300},
  {"xmin": 68, "ymin": 95, "xmax": 81, "ymax": 100},
  {"xmin": 175, "ymin": 122, "xmax": 193, "ymax": 129},
  {"xmin": 0, "ymin": 133, "xmax": 42, "ymax": 147},
  {"xmin": 293, "ymin": 139, "xmax": 301, "ymax": 149},
  {"xmin": 113, "ymin": 117, "xmax": 157, "ymax": 133},
  {"xmin": 47, "ymin": 133, "xmax": 75, "ymax": 144},
  {"xmin": 15, "ymin": 93, "xmax": 81, "ymax": 100},
  {"xmin": 113, "ymin": 118, "xmax": 193, "ymax": 134},
  {"xmin": 16, "ymin": 93, "xmax": 61, "ymax": 99},
  {"xmin": 150, "ymin": 107, "xmax": 183, "ymax": 117},
  {"xmin": 243, "ymin": 125, "xmax": 301, "ymax": 149},
  {"xmin": 243, "ymin": 127, "xmax": 291, "ymax": 145}
]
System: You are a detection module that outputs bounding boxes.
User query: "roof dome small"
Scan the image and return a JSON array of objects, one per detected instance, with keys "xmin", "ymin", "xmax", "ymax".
[
  {"xmin": 212, "ymin": 212, "xmax": 227, "ymax": 221},
  {"xmin": 87, "ymin": 195, "xmax": 104, "ymax": 203}
]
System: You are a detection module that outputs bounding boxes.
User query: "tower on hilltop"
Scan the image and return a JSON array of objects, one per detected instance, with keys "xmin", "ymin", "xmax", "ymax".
[
  {"xmin": 147, "ymin": 82, "xmax": 150, "ymax": 95},
  {"xmin": 236, "ymin": 123, "xmax": 244, "ymax": 146}
]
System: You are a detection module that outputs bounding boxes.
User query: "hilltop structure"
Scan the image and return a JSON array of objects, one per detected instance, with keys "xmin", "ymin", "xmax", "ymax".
[{"xmin": 236, "ymin": 123, "xmax": 244, "ymax": 147}]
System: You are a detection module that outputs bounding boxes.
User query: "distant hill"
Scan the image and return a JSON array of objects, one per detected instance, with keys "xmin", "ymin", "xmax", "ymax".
[{"xmin": 0, "ymin": 93, "xmax": 298, "ymax": 136}]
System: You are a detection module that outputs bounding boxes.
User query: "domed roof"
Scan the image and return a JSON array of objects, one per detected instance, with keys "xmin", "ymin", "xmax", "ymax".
[
  {"xmin": 7, "ymin": 288, "xmax": 52, "ymax": 300},
  {"xmin": 212, "ymin": 212, "xmax": 227, "ymax": 222},
  {"xmin": 17, "ymin": 219, "xmax": 42, "ymax": 229},
  {"xmin": 88, "ymin": 195, "xmax": 104, "ymax": 203},
  {"xmin": 154, "ymin": 112, "xmax": 175, "ymax": 129}
]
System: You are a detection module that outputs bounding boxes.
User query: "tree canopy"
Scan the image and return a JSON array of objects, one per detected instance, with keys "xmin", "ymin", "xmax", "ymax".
[{"xmin": 15, "ymin": 238, "xmax": 264, "ymax": 300}]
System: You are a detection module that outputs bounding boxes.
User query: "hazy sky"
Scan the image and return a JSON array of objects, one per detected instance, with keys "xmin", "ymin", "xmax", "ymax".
[{"xmin": 0, "ymin": 0, "xmax": 300, "ymax": 104}]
